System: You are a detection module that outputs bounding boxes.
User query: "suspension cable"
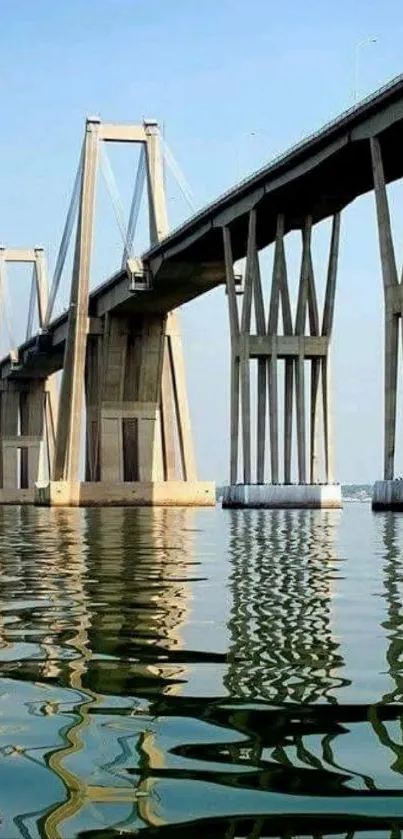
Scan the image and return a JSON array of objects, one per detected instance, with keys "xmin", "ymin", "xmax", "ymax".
[
  {"xmin": 122, "ymin": 144, "xmax": 146, "ymax": 267},
  {"xmin": 99, "ymin": 141, "xmax": 133, "ymax": 257},
  {"xmin": 160, "ymin": 137, "xmax": 196, "ymax": 213},
  {"xmin": 45, "ymin": 145, "xmax": 84, "ymax": 326},
  {"xmin": 26, "ymin": 265, "xmax": 36, "ymax": 340}
]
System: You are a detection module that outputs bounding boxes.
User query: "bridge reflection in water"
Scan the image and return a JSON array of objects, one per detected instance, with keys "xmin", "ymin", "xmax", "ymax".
[
  {"xmin": 41, "ymin": 507, "xmax": 195, "ymax": 837},
  {"xmin": 225, "ymin": 509, "xmax": 347, "ymax": 703},
  {"xmin": 0, "ymin": 508, "xmax": 402, "ymax": 836}
]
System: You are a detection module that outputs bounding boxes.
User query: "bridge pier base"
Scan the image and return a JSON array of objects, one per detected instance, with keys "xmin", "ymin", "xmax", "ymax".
[
  {"xmin": 222, "ymin": 484, "xmax": 342, "ymax": 509},
  {"xmin": 34, "ymin": 480, "xmax": 215, "ymax": 507},
  {"xmin": 372, "ymin": 480, "xmax": 403, "ymax": 511}
]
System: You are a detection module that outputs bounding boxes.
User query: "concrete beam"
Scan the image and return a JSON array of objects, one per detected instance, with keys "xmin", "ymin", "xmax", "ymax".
[
  {"xmin": 0, "ymin": 248, "xmax": 39, "ymax": 262},
  {"xmin": 98, "ymin": 124, "xmax": 147, "ymax": 143},
  {"xmin": 2, "ymin": 435, "xmax": 42, "ymax": 448},
  {"xmin": 246, "ymin": 335, "xmax": 329, "ymax": 358}
]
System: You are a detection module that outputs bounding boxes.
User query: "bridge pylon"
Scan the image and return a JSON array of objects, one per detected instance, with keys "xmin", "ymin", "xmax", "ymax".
[
  {"xmin": 0, "ymin": 117, "xmax": 215, "ymax": 506},
  {"xmin": 31, "ymin": 116, "xmax": 215, "ymax": 507},
  {"xmin": 221, "ymin": 209, "xmax": 342, "ymax": 509},
  {"xmin": 0, "ymin": 247, "xmax": 57, "ymax": 503}
]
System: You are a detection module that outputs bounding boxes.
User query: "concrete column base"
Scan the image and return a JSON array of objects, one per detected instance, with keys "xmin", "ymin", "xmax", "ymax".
[
  {"xmin": 372, "ymin": 479, "xmax": 403, "ymax": 511},
  {"xmin": 0, "ymin": 489, "xmax": 35, "ymax": 505},
  {"xmin": 34, "ymin": 480, "xmax": 216, "ymax": 508},
  {"xmin": 222, "ymin": 484, "xmax": 342, "ymax": 509}
]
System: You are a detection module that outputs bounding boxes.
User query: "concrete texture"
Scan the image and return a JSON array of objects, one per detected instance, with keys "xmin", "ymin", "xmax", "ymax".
[
  {"xmin": 372, "ymin": 479, "xmax": 403, "ymax": 510},
  {"xmin": 34, "ymin": 480, "xmax": 216, "ymax": 507},
  {"xmin": 0, "ymin": 489, "xmax": 34, "ymax": 505},
  {"xmin": 222, "ymin": 484, "xmax": 342, "ymax": 509}
]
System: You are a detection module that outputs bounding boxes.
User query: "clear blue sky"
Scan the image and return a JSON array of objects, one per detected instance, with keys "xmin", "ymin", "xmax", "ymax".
[{"xmin": 1, "ymin": 0, "xmax": 403, "ymax": 483}]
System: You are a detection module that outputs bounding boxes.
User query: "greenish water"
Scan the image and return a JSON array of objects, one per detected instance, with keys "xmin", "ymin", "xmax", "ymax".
[{"xmin": 0, "ymin": 504, "xmax": 403, "ymax": 837}]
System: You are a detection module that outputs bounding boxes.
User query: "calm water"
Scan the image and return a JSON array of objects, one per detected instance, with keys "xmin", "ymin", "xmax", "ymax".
[{"xmin": 0, "ymin": 504, "xmax": 403, "ymax": 837}]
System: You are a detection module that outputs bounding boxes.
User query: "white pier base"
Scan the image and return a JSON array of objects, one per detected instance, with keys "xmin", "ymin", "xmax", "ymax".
[
  {"xmin": 222, "ymin": 484, "xmax": 342, "ymax": 509},
  {"xmin": 372, "ymin": 480, "xmax": 403, "ymax": 511}
]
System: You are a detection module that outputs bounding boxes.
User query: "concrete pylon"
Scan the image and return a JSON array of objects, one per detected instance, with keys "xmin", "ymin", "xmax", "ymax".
[
  {"xmin": 38, "ymin": 117, "xmax": 214, "ymax": 507},
  {"xmin": 370, "ymin": 135, "xmax": 403, "ymax": 510},
  {"xmin": 144, "ymin": 120, "xmax": 196, "ymax": 484},
  {"xmin": 0, "ymin": 248, "xmax": 57, "ymax": 503},
  {"xmin": 53, "ymin": 117, "xmax": 100, "ymax": 489},
  {"xmin": 222, "ymin": 210, "xmax": 342, "ymax": 509}
]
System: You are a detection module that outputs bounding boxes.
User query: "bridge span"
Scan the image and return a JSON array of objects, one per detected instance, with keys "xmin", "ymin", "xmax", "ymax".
[{"xmin": 3, "ymin": 75, "xmax": 403, "ymax": 508}]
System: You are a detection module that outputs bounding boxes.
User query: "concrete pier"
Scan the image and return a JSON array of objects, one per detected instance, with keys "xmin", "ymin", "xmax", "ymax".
[
  {"xmin": 222, "ymin": 209, "xmax": 340, "ymax": 509},
  {"xmin": 35, "ymin": 480, "xmax": 216, "ymax": 507},
  {"xmin": 222, "ymin": 484, "xmax": 342, "ymax": 509},
  {"xmin": 370, "ymin": 137, "xmax": 403, "ymax": 509},
  {"xmin": 372, "ymin": 480, "xmax": 403, "ymax": 511}
]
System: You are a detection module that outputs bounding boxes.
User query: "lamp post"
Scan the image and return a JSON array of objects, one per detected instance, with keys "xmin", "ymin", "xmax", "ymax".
[{"xmin": 354, "ymin": 37, "xmax": 378, "ymax": 103}]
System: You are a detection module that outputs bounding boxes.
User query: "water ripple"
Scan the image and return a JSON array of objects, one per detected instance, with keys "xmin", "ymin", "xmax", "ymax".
[{"xmin": 0, "ymin": 505, "xmax": 402, "ymax": 837}]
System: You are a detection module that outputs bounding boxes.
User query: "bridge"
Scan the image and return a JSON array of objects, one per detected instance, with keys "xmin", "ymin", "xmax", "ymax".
[{"xmin": 3, "ymin": 75, "xmax": 403, "ymax": 508}]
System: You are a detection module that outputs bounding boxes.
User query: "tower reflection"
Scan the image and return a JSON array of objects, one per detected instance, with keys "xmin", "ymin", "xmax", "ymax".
[
  {"xmin": 83, "ymin": 507, "xmax": 194, "ymax": 697},
  {"xmin": 0, "ymin": 506, "xmax": 195, "ymax": 837},
  {"xmin": 43, "ymin": 507, "xmax": 195, "ymax": 836}
]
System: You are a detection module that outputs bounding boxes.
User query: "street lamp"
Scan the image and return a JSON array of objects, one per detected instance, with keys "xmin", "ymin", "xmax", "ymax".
[{"xmin": 354, "ymin": 37, "xmax": 378, "ymax": 103}]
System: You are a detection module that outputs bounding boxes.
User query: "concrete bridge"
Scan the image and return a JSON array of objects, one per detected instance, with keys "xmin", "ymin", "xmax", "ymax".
[{"xmin": 3, "ymin": 75, "xmax": 403, "ymax": 509}]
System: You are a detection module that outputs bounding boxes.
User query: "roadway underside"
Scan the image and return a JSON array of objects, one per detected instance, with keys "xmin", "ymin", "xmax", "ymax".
[{"xmin": 2, "ymin": 260, "xmax": 225, "ymax": 380}]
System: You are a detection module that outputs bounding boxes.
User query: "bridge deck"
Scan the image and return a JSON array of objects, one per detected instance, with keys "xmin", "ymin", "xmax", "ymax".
[
  {"xmin": 4, "ymin": 73, "xmax": 403, "ymax": 379},
  {"xmin": 144, "ymin": 72, "xmax": 403, "ymax": 269}
]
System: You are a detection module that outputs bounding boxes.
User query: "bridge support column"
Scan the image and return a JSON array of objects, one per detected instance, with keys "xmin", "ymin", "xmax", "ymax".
[
  {"xmin": 36, "ymin": 308, "xmax": 214, "ymax": 507},
  {"xmin": 0, "ymin": 382, "xmax": 46, "ymax": 502},
  {"xmin": 19, "ymin": 384, "xmax": 44, "ymax": 488},
  {"xmin": 0, "ymin": 246, "xmax": 57, "ymax": 503},
  {"xmin": 0, "ymin": 388, "xmax": 19, "ymax": 492},
  {"xmin": 35, "ymin": 115, "xmax": 214, "ymax": 507},
  {"xmin": 70, "ymin": 310, "xmax": 212, "ymax": 507},
  {"xmin": 222, "ymin": 209, "xmax": 342, "ymax": 509},
  {"xmin": 370, "ymin": 135, "xmax": 403, "ymax": 510},
  {"xmin": 86, "ymin": 313, "xmax": 166, "ymax": 485},
  {"xmin": 53, "ymin": 117, "xmax": 100, "ymax": 494}
]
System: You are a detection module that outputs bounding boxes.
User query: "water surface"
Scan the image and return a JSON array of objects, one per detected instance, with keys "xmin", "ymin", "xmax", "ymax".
[{"xmin": 0, "ymin": 504, "xmax": 402, "ymax": 837}]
